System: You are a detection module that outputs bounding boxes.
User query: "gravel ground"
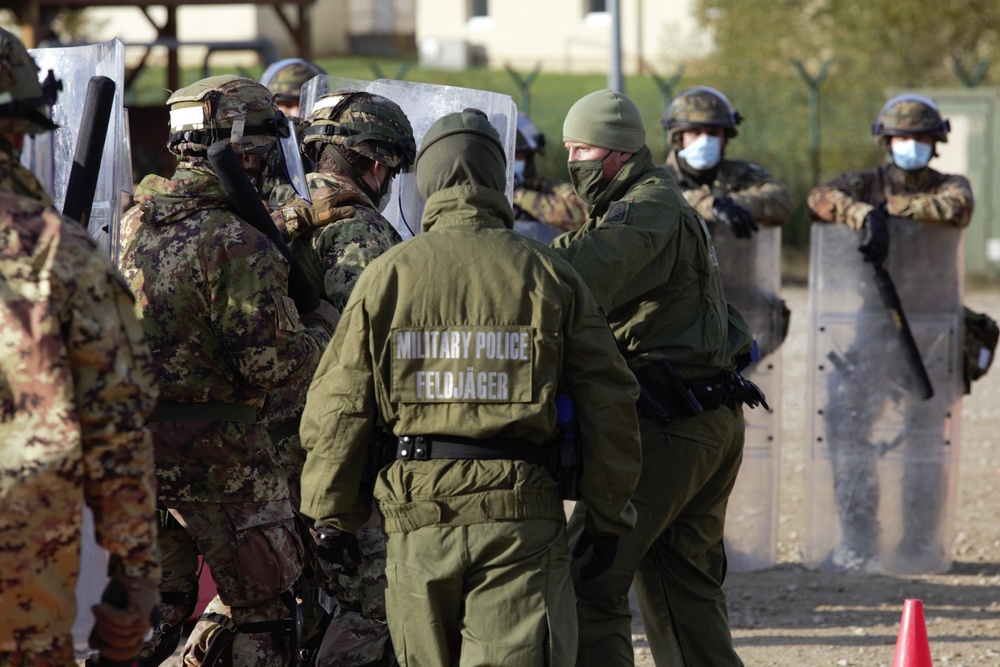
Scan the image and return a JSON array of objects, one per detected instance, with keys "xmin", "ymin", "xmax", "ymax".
[{"xmin": 634, "ymin": 285, "xmax": 1000, "ymax": 667}]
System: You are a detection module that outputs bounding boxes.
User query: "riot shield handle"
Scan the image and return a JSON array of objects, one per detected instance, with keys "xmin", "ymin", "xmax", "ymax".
[
  {"xmin": 871, "ymin": 261, "xmax": 934, "ymax": 400},
  {"xmin": 62, "ymin": 75, "xmax": 116, "ymax": 226}
]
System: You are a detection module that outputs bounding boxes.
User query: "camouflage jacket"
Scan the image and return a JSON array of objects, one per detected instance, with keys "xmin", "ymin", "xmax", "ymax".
[
  {"xmin": 300, "ymin": 184, "xmax": 641, "ymax": 537},
  {"xmin": 0, "ymin": 143, "xmax": 53, "ymax": 207},
  {"xmin": 807, "ymin": 162, "xmax": 974, "ymax": 231},
  {"xmin": 665, "ymin": 151, "xmax": 791, "ymax": 227},
  {"xmin": 119, "ymin": 158, "xmax": 328, "ymax": 503},
  {"xmin": 273, "ymin": 169, "xmax": 403, "ymax": 311},
  {"xmin": 1, "ymin": 193, "xmax": 160, "ymax": 653},
  {"xmin": 553, "ymin": 146, "xmax": 745, "ymax": 377},
  {"xmin": 266, "ymin": 169, "xmax": 399, "ymax": 481},
  {"xmin": 513, "ymin": 174, "xmax": 588, "ymax": 231}
]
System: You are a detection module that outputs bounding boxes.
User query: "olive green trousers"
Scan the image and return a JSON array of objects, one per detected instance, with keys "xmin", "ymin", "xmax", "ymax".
[
  {"xmin": 385, "ymin": 519, "xmax": 576, "ymax": 666},
  {"xmin": 570, "ymin": 407, "xmax": 745, "ymax": 666}
]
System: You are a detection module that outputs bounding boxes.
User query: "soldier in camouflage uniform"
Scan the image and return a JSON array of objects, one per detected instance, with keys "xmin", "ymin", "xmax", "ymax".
[
  {"xmin": 512, "ymin": 112, "xmax": 587, "ymax": 235},
  {"xmin": 0, "ymin": 27, "xmax": 161, "ymax": 667},
  {"xmin": 807, "ymin": 94, "xmax": 974, "ymax": 572},
  {"xmin": 663, "ymin": 87, "xmax": 792, "ymax": 359},
  {"xmin": 261, "ymin": 58, "xmax": 327, "ymax": 120},
  {"xmin": 0, "ymin": 28, "xmax": 59, "ymax": 208},
  {"xmin": 663, "ymin": 87, "xmax": 791, "ymax": 237},
  {"xmin": 270, "ymin": 89, "xmax": 416, "ymax": 667},
  {"xmin": 299, "ymin": 108, "xmax": 642, "ymax": 667},
  {"xmin": 118, "ymin": 74, "xmax": 339, "ymax": 667}
]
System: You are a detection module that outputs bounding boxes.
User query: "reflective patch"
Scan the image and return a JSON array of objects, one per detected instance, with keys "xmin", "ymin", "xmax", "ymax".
[
  {"xmin": 170, "ymin": 105, "xmax": 206, "ymax": 130},
  {"xmin": 604, "ymin": 199, "xmax": 630, "ymax": 224},
  {"xmin": 390, "ymin": 326, "xmax": 534, "ymax": 402}
]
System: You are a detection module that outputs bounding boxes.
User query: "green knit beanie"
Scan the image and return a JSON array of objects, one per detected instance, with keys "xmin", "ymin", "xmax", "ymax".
[{"xmin": 563, "ymin": 89, "xmax": 645, "ymax": 153}]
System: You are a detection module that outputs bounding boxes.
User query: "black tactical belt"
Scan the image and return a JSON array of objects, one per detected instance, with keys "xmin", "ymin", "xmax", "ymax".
[
  {"xmin": 396, "ymin": 435, "xmax": 552, "ymax": 466},
  {"xmin": 148, "ymin": 401, "xmax": 258, "ymax": 423}
]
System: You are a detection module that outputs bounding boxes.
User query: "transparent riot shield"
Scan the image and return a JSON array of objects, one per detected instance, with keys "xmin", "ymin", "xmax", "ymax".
[
  {"xmin": 23, "ymin": 39, "xmax": 128, "ymax": 262},
  {"xmin": 710, "ymin": 223, "xmax": 784, "ymax": 571},
  {"xmin": 804, "ymin": 220, "xmax": 963, "ymax": 575},
  {"xmin": 299, "ymin": 75, "xmax": 517, "ymax": 240}
]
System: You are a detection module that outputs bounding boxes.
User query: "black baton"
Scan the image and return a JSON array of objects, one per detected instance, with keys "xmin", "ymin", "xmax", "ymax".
[
  {"xmin": 62, "ymin": 75, "xmax": 116, "ymax": 226},
  {"xmin": 207, "ymin": 140, "xmax": 319, "ymax": 313}
]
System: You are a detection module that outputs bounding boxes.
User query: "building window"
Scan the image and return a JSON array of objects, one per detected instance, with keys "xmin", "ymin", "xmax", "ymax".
[
  {"xmin": 584, "ymin": 0, "xmax": 610, "ymax": 26},
  {"xmin": 470, "ymin": 0, "xmax": 488, "ymax": 18},
  {"xmin": 468, "ymin": 0, "xmax": 493, "ymax": 31}
]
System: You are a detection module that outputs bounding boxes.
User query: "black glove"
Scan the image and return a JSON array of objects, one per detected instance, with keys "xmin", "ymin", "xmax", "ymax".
[
  {"xmin": 859, "ymin": 208, "xmax": 890, "ymax": 264},
  {"xmin": 314, "ymin": 525, "xmax": 362, "ymax": 577},
  {"xmin": 572, "ymin": 532, "xmax": 620, "ymax": 582},
  {"xmin": 711, "ymin": 197, "xmax": 758, "ymax": 239}
]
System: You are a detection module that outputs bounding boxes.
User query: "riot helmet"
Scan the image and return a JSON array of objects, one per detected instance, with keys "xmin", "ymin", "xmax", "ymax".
[
  {"xmin": 663, "ymin": 86, "xmax": 742, "ymax": 145},
  {"xmin": 0, "ymin": 27, "xmax": 62, "ymax": 136},
  {"xmin": 166, "ymin": 74, "xmax": 284, "ymax": 157},
  {"xmin": 872, "ymin": 94, "xmax": 950, "ymax": 144},
  {"xmin": 516, "ymin": 112, "xmax": 546, "ymax": 154},
  {"xmin": 259, "ymin": 58, "xmax": 326, "ymax": 116},
  {"xmin": 300, "ymin": 90, "xmax": 415, "ymax": 172}
]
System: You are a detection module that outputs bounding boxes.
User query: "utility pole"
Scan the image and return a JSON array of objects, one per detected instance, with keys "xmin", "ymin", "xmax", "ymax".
[{"xmin": 607, "ymin": 0, "xmax": 623, "ymax": 93}]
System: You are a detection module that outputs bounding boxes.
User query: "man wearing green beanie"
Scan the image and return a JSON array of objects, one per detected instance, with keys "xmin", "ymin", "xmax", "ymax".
[
  {"xmin": 299, "ymin": 108, "xmax": 642, "ymax": 666},
  {"xmin": 553, "ymin": 89, "xmax": 763, "ymax": 666}
]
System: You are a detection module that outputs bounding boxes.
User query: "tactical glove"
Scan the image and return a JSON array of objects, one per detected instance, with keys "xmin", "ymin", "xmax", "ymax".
[
  {"xmin": 572, "ymin": 532, "xmax": 620, "ymax": 582},
  {"xmin": 859, "ymin": 209, "xmax": 890, "ymax": 264},
  {"xmin": 711, "ymin": 197, "xmax": 758, "ymax": 239},
  {"xmin": 314, "ymin": 525, "xmax": 362, "ymax": 577},
  {"xmin": 89, "ymin": 570, "xmax": 161, "ymax": 664}
]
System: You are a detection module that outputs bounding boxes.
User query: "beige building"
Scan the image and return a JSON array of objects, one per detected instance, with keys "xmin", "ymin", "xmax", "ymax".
[{"xmin": 415, "ymin": 0, "xmax": 708, "ymax": 74}]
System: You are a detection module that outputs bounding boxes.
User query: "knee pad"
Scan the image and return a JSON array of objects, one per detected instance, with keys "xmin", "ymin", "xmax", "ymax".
[{"xmin": 211, "ymin": 591, "xmax": 301, "ymax": 667}]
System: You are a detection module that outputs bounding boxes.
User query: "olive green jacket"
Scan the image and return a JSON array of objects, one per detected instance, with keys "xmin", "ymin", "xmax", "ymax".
[
  {"xmin": 300, "ymin": 184, "xmax": 641, "ymax": 536},
  {"xmin": 553, "ymin": 146, "xmax": 743, "ymax": 377}
]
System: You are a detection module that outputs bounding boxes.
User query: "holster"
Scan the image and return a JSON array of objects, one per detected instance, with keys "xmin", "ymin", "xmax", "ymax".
[{"xmin": 632, "ymin": 360, "xmax": 704, "ymax": 423}]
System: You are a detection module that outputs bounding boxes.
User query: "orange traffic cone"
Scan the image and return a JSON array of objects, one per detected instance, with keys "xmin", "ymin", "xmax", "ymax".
[{"xmin": 892, "ymin": 598, "xmax": 932, "ymax": 666}]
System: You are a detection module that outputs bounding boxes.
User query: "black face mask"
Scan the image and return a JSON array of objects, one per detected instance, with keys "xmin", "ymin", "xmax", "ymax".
[{"xmin": 567, "ymin": 151, "xmax": 611, "ymax": 204}]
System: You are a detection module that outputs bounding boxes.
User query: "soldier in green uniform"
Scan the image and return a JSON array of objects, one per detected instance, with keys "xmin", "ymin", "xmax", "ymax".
[
  {"xmin": 553, "ymin": 89, "xmax": 765, "ymax": 666},
  {"xmin": 807, "ymin": 94, "xmax": 973, "ymax": 573},
  {"xmin": 298, "ymin": 109, "xmax": 642, "ymax": 667},
  {"xmin": 512, "ymin": 112, "xmax": 587, "ymax": 237},
  {"xmin": 0, "ymin": 27, "xmax": 161, "ymax": 667},
  {"xmin": 271, "ymin": 89, "xmax": 416, "ymax": 667},
  {"xmin": 119, "ymin": 74, "xmax": 339, "ymax": 667}
]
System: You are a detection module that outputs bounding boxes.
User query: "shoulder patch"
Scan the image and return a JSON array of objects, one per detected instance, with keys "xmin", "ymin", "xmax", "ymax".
[{"xmin": 604, "ymin": 199, "xmax": 631, "ymax": 225}]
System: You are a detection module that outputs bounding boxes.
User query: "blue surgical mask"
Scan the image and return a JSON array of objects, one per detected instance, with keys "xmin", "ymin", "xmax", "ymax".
[
  {"xmin": 514, "ymin": 159, "xmax": 526, "ymax": 182},
  {"xmin": 891, "ymin": 139, "xmax": 933, "ymax": 171},
  {"xmin": 678, "ymin": 134, "xmax": 722, "ymax": 171}
]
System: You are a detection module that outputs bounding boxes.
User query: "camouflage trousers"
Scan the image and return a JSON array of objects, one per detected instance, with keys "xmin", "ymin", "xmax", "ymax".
[
  {"xmin": 314, "ymin": 507, "xmax": 392, "ymax": 667},
  {"xmin": 142, "ymin": 499, "xmax": 303, "ymax": 667}
]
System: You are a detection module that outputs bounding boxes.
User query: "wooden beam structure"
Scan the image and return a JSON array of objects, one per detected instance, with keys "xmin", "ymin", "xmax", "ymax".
[{"xmin": 1, "ymin": 0, "xmax": 314, "ymax": 90}]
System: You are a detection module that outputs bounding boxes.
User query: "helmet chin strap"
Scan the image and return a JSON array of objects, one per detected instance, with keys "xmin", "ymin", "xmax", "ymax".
[{"xmin": 324, "ymin": 144, "xmax": 381, "ymax": 204}]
